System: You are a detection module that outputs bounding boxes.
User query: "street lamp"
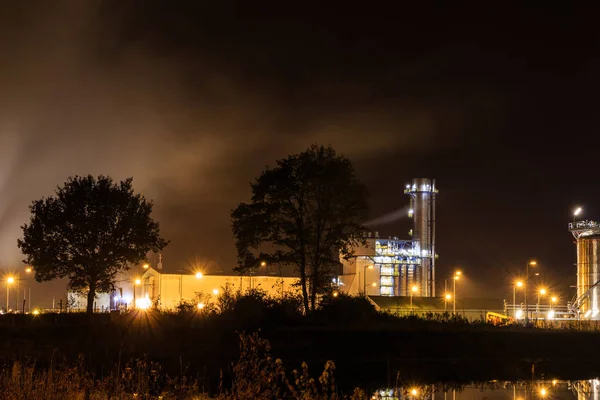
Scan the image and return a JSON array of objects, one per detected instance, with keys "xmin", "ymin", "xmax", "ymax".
[
  {"xmin": 410, "ymin": 285, "xmax": 418, "ymax": 313},
  {"xmin": 6, "ymin": 276, "xmax": 14, "ymax": 313},
  {"xmin": 444, "ymin": 270, "xmax": 462, "ymax": 313},
  {"xmin": 444, "ymin": 293, "xmax": 452, "ymax": 311},
  {"xmin": 537, "ymin": 288, "xmax": 546, "ymax": 318},
  {"xmin": 195, "ymin": 272, "xmax": 203, "ymax": 279},
  {"xmin": 453, "ymin": 274, "xmax": 460, "ymax": 312},
  {"xmin": 514, "ymin": 280, "xmax": 523, "ymax": 317},
  {"xmin": 143, "ymin": 264, "xmax": 149, "ymax": 270},
  {"xmin": 524, "ymin": 260, "xmax": 537, "ymax": 324},
  {"xmin": 551, "ymin": 296, "xmax": 557, "ymax": 310}
]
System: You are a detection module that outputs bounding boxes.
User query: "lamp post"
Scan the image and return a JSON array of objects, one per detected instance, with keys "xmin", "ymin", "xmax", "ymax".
[
  {"xmin": 410, "ymin": 285, "xmax": 418, "ymax": 313},
  {"xmin": 24, "ymin": 267, "xmax": 33, "ymax": 312},
  {"xmin": 514, "ymin": 280, "xmax": 523, "ymax": 317},
  {"xmin": 444, "ymin": 293, "xmax": 452, "ymax": 311},
  {"xmin": 6, "ymin": 277, "xmax": 14, "ymax": 313},
  {"xmin": 453, "ymin": 273, "xmax": 460, "ymax": 313},
  {"xmin": 551, "ymin": 296, "xmax": 557, "ymax": 310},
  {"xmin": 537, "ymin": 288, "xmax": 546, "ymax": 318},
  {"xmin": 444, "ymin": 270, "xmax": 461, "ymax": 313},
  {"xmin": 452, "ymin": 271, "xmax": 462, "ymax": 313},
  {"xmin": 524, "ymin": 260, "xmax": 537, "ymax": 324}
]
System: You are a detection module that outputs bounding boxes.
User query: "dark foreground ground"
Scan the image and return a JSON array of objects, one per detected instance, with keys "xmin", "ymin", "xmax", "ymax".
[{"xmin": 2, "ymin": 308, "xmax": 600, "ymax": 394}]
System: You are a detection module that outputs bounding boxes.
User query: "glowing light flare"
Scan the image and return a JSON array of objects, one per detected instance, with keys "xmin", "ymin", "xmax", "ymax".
[
  {"xmin": 32, "ymin": 309, "xmax": 40, "ymax": 315},
  {"xmin": 516, "ymin": 281, "xmax": 523, "ymax": 287},
  {"xmin": 411, "ymin": 285, "xmax": 419, "ymax": 293},
  {"xmin": 371, "ymin": 282, "xmax": 377, "ymax": 287},
  {"xmin": 332, "ymin": 291, "xmax": 339, "ymax": 298},
  {"xmin": 547, "ymin": 310, "xmax": 555, "ymax": 320},
  {"xmin": 574, "ymin": 207, "xmax": 583, "ymax": 217},
  {"xmin": 212, "ymin": 289, "xmax": 219, "ymax": 295},
  {"xmin": 134, "ymin": 278, "xmax": 141, "ymax": 285},
  {"xmin": 539, "ymin": 288, "xmax": 546, "ymax": 295},
  {"xmin": 260, "ymin": 261, "xmax": 267, "ymax": 267},
  {"xmin": 6, "ymin": 277, "xmax": 14, "ymax": 284},
  {"xmin": 411, "ymin": 388, "xmax": 418, "ymax": 396},
  {"xmin": 197, "ymin": 303, "xmax": 205, "ymax": 309},
  {"xmin": 539, "ymin": 387, "xmax": 547, "ymax": 397},
  {"xmin": 135, "ymin": 296, "xmax": 151, "ymax": 310},
  {"xmin": 515, "ymin": 309, "xmax": 524, "ymax": 319},
  {"xmin": 143, "ymin": 264, "xmax": 149, "ymax": 269},
  {"xmin": 551, "ymin": 296, "xmax": 557, "ymax": 303},
  {"xmin": 445, "ymin": 293, "xmax": 452, "ymax": 300},
  {"xmin": 529, "ymin": 260, "xmax": 537, "ymax": 266},
  {"xmin": 368, "ymin": 265, "xmax": 374, "ymax": 269},
  {"xmin": 25, "ymin": 267, "xmax": 32, "ymax": 273},
  {"xmin": 195, "ymin": 272, "xmax": 203, "ymax": 279}
]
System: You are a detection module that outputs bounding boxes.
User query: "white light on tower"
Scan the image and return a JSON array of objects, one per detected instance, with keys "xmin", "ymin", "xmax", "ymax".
[{"xmin": 574, "ymin": 207, "xmax": 582, "ymax": 217}]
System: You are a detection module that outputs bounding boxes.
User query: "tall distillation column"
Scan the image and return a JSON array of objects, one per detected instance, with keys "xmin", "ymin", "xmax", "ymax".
[
  {"xmin": 569, "ymin": 220, "xmax": 600, "ymax": 319},
  {"xmin": 405, "ymin": 178, "xmax": 437, "ymax": 297}
]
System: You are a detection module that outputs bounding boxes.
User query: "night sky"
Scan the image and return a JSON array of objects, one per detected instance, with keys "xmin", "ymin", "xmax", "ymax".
[{"xmin": 0, "ymin": 2, "xmax": 599, "ymax": 306}]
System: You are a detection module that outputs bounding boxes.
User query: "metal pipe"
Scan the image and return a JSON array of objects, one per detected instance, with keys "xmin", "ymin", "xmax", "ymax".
[
  {"xmin": 513, "ymin": 286, "xmax": 516, "ymax": 317},
  {"xmin": 453, "ymin": 276, "xmax": 456, "ymax": 313}
]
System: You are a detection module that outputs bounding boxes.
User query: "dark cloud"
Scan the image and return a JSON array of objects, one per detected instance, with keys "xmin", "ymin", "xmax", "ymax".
[
  {"xmin": 0, "ymin": 2, "xmax": 457, "ymax": 277},
  {"xmin": 2, "ymin": 2, "xmax": 598, "ymax": 304}
]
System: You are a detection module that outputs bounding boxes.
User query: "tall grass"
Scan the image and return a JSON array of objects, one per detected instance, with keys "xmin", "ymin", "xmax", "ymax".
[{"xmin": 0, "ymin": 332, "xmax": 365, "ymax": 399}]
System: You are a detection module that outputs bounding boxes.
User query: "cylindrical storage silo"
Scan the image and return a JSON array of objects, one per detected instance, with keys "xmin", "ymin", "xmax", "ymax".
[
  {"xmin": 408, "ymin": 178, "xmax": 436, "ymax": 297},
  {"xmin": 577, "ymin": 235, "xmax": 600, "ymax": 318}
]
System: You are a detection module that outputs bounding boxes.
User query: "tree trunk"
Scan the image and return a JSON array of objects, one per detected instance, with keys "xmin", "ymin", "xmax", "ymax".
[
  {"xmin": 310, "ymin": 269, "xmax": 317, "ymax": 312},
  {"xmin": 299, "ymin": 262, "xmax": 309, "ymax": 315},
  {"xmin": 86, "ymin": 285, "xmax": 96, "ymax": 315},
  {"xmin": 298, "ymin": 263, "xmax": 310, "ymax": 315}
]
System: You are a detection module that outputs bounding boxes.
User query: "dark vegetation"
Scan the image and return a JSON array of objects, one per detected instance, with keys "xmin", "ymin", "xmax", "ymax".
[
  {"xmin": 18, "ymin": 175, "xmax": 168, "ymax": 315},
  {"xmin": 231, "ymin": 145, "xmax": 369, "ymax": 314},
  {"xmin": 2, "ymin": 291, "xmax": 600, "ymax": 397}
]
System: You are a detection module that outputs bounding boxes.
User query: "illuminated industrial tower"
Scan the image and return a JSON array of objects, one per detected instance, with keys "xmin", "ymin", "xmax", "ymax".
[
  {"xmin": 569, "ymin": 220, "xmax": 600, "ymax": 319},
  {"xmin": 405, "ymin": 178, "xmax": 437, "ymax": 297}
]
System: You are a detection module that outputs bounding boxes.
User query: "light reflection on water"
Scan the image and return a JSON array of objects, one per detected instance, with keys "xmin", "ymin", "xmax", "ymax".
[{"xmin": 372, "ymin": 378, "xmax": 600, "ymax": 399}]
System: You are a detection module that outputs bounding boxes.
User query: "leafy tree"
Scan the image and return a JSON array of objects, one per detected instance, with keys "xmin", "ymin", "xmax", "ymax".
[
  {"xmin": 18, "ymin": 175, "xmax": 168, "ymax": 314},
  {"xmin": 231, "ymin": 145, "xmax": 368, "ymax": 313}
]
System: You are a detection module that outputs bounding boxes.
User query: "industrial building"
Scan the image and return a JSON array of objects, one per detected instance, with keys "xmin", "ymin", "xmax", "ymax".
[
  {"xmin": 339, "ymin": 178, "xmax": 438, "ymax": 298},
  {"xmin": 137, "ymin": 268, "xmax": 299, "ymax": 310},
  {"xmin": 569, "ymin": 219, "xmax": 600, "ymax": 319},
  {"xmin": 69, "ymin": 270, "xmax": 300, "ymax": 312},
  {"xmin": 71, "ymin": 176, "xmax": 505, "ymax": 318}
]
